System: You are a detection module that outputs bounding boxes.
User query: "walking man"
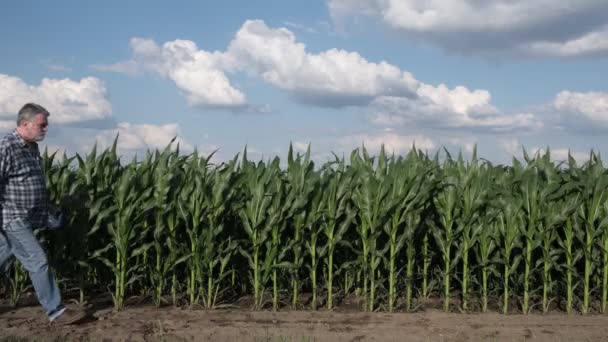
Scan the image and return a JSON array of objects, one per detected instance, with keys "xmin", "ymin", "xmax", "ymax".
[{"xmin": 0, "ymin": 103, "xmax": 86, "ymax": 324}]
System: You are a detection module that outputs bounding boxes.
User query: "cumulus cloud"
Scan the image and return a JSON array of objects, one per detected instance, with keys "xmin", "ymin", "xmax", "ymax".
[
  {"xmin": 554, "ymin": 91, "xmax": 608, "ymax": 124},
  {"xmin": 370, "ymin": 84, "xmax": 541, "ymax": 132},
  {"xmin": 98, "ymin": 20, "xmax": 532, "ymax": 131},
  {"xmin": 293, "ymin": 141, "xmax": 311, "ymax": 153},
  {"xmin": 225, "ymin": 20, "xmax": 419, "ymax": 107},
  {"xmin": 40, "ymin": 144, "xmax": 69, "ymax": 159},
  {"xmin": 338, "ymin": 132, "xmax": 435, "ymax": 155},
  {"xmin": 526, "ymin": 27, "xmax": 608, "ymax": 57},
  {"xmin": 498, "ymin": 138, "xmax": 522, "ymax": 157},
  {"xmin": 444, "ymin": 137, "xmax": 477, "ymax": 154},
  {"xmin": 91, "ymin": 122, "xmax": 194, "ymax": 152},
  {"xmin": 530, "ymin": 147, "xmax": 591, "ymax": 164},
  {"xmin": 95, "ymin": 38, "xmax": 246, "ymax": 108},
  {"xmin": 0, "ymin": 74, "xmax": 112, "ymax": 124},
  {"xmin": 36, "ymin": 122, "xmax": 213, "ymax": 162},
  {"xmin": 98, "ymin": 20, "xmax": 419, "ymax": 109},
  {"xmin": 550, "ymin": 149, "xmax": 591, "ymax": 164},
  {"xmin": 498, "ymin": 137, "xmax": 591, "ymax": 164},
  {"xmin": 328, "ymin": 0, "xmax": 608, "ymax": 57},
  {"xmin": 0, "ymin": 120, "xmax": 15, "ymax": 132}
]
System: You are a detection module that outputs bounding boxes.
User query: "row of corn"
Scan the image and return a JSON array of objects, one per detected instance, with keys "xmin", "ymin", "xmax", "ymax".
[{"xmin": 2, "ymin": 139, "xmax": 608, "ymax": 315}]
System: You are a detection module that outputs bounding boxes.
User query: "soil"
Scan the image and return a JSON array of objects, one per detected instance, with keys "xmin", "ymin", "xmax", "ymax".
[{"xmin": 1, "ymin": 296, "xmax": 608, "ymax": 341}]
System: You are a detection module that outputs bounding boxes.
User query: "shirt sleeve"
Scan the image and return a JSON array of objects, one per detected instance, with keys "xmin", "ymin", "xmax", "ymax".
[{"xmin": 0, "ymin": 144, "xmax": 13, "ymax": 182}]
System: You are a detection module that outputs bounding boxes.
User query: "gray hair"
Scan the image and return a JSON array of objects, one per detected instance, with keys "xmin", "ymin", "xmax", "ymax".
[{"xmin": 17, "ymin": 103, "xmax": 50, "ymax": 125}]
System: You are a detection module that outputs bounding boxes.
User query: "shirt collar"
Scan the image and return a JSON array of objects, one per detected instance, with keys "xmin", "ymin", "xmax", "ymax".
[{"xmin": 11, "ymin": 129, "xmax": 37, "ymax": 148}]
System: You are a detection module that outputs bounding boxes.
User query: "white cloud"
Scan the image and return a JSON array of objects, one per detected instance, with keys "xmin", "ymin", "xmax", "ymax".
[
  {"xmin": 283, "ymin": 21, "xmax": 319, "ymax": 34},
  {"xmin": 338, "ymin": 132, "xmax": 435, "ymax": 155},
  {"xmin": 95, "ymin": 38, "xmax": 246, "ymax": 108},
  {"xmin": 91, "ymin": 61, "xmax": 139, "ymax": 75},
  {"xmin": 550, "ymin": 149, "xmax": 590, "ymax": 164},
  {"xmin": 41, "ymin": 60, "xmax": 72, "ymax": 72},
  {"xmin": 40, "ymin": 144, "xmax": 68, "ymax": 159},
  {"xmin": 91, "ymin": 122, "xmax": 193, "ymax": 152},
  {"xmin": 371, "ymin": 87, "xmax": 541, "ymax": 132},
  {"xmin": 526, "ymin": 26, "xmax": 608, "ymax": 57},
  {"xmin": 0, "ymin": 120, "xmax": 15, "ymax": 132},
  {"xmin": 499, "ymin": 138, "xmax": 522, "ymax": 157},
  {"xmin": 554, "ymin": 91, "xmax": 608, "ymax": 123},
  {"xmin": 499, "ymin": 139, "xmax": 591, "ymax": 164},
  {"xmin": 226, "ymin": 20, "xmax": 418, "ymax": 107},
  {"xmin": 0, "ymin": 74, "xmax": 112, "ymax": 124},
  {"xmin": 444, "ymin": 137, "xmax": 476, "ymax": 154},
  {"xmin": 224, "ymin": 20, "xmax": 540, "ymax": 131},
  {"xmin": 97, "ymin": 20, "xmax": 536, "ymax": 132},
  {"xmin": 328, "ymin": 0, "xmax": 608, "ymax": 57},
  {"xmin": 100, "ymin": 20, "xmax": 419, "ymax": 109},
  {"xmin": 293, "ymin": 141, "xmax": 310, "ymax": 153},
  {"xmin": 370, "ymin": 112, "xmax": 406, "ymax": 126},
  {"xmin": 530, "ymin": 147, "xmax": 590, "ymax": 164},
  {"xmin": 37, "ymin": 122, "xmax": 218, "ymax": 163},
  {"xmin": 417, "ymin": 84, "xmax": 497, "ymax": 116}
]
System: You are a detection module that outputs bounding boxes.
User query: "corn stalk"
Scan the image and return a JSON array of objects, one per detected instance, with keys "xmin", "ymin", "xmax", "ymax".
[{"xmin": 351, "ymin": 146, "xmax": 394, "ymax": 311}]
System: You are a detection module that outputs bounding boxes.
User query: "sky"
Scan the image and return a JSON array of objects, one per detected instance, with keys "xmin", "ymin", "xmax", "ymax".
[{"xmin": 1, "ymin": 0, "xmax": 607, "ymax": 165}]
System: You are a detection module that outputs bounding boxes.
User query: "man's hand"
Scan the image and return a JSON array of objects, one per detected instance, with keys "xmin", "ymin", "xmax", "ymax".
[{"xmin": 47, "ymin": 206, "xmax": 65, "ymax": 230}]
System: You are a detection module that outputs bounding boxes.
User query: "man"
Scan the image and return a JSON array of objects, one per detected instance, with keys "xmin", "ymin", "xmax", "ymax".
[{"xmin": 0, "ymin": 103, "xmax": 86, "ymax": 325}]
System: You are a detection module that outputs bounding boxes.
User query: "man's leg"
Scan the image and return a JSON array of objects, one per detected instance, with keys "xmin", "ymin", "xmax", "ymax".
[{"xmin": 4, "ymin": 219, "xmax": 62, "ymax": 317}]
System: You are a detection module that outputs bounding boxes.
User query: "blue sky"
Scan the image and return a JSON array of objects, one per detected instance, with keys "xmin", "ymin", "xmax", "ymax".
[{"xmin": 1, "ymin": 0, "xmax": 607, "ymax": 165}]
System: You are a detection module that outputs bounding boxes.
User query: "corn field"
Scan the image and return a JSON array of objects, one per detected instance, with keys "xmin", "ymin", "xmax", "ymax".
[{"xmin": 3, "ymin": 139, "xmax": 608, "ymax": 315}]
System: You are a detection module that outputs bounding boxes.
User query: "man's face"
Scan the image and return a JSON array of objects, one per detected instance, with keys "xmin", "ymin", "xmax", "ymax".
[{"xmin": 23, "ymin": 113, "xmax": 49, "ymax": 142}]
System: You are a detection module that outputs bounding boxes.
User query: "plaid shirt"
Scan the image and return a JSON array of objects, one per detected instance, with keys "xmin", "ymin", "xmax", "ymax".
[{"xmin": 0, "ymin": 130, "xmax": 48, "ymax": 228}]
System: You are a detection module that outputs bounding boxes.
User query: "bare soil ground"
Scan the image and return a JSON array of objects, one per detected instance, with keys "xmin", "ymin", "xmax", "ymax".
[{"xmin": 1, "ymin": 296, "xmax": 608, "ymax": 341}]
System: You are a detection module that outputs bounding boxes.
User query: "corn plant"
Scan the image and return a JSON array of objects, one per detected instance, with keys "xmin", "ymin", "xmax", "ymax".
[
  {"xmin": 178, "ymin": 151, "xmax": 213, "ymax": 305},
  {"xmin": 384, "ymin": 149, "xmax": 437, "ymax": 312},
  {"xmin": 517, "ymin": 150, "xmax": 547, "ymax": 314},
  {"xmin": 432, "ymin": 153, "xmax": 461, "ymax": 312},
  {"xmin": 238, "ymin": 152, "xmax": 280, "ymax": 309},
  {"xmin": 534, "ymin": 160, "xmax": 578, "ymax": 313},
  {"xmin": 557, "ymin": 216, "xmax": 581, "ymax": 314},
  {"xmin": 321, "ymin": 158, "xmax": 356, "ymax": 310},
  {"xmin": 76, "ymin": 139, "xmax": 123, "ymax": 298},
  {"xmin": 351, "ymin": 146, "xmax": 394, "ymax": 311},
  {"xmin": 162, "ymin": 151, "xmax": 188, "ymax": 306},
  {"xmin": 421, "ymin": 219, "xmax": 434, "ymax": 303},
  {"xmin": 589, "ymin": 156, "xmax": 608, "ymax": 314},
  {"xmin": 6, "ymin": 261, "xmax": 29, "ymax": 307},
  {"xmin": 303, "ymin": 170, "xmax": 325, "ymax": 310},
  {"xmin": 198, "ymin": 156, "xmax": 241, "ymax": 308},
  {"xmin": 166, "ymin": 208, "xmax": 183, "ymax": 305},
  {"xmin": 454, "ymin": 150, "xmax": 494, "ymax": 311},
  {"xmin": 100, "ymin": 161, "xmax": 154, "ymax": 310},
  {"xmin": 42, "ymin": 150, "xmax": 83, "ymax": 298},
  {"xmin": 260, "ymin": 158, "xmax": 290, "ymax": 311},
  {"xmin": 475, "ymin": 211, "xmax": 497, "ymax": 312},
  {"xmin": 148, "ymin": 144, "xmax": 189, "ymax": 306},
  {"xmin": 284, "ymin": 144, "xmax": 318, "ymax": 308},
  {"xmin": 496, "ymin": 195, "xmax": 523, "ymax": 314},
  {"xmin": 570, "ymin": 152, "xmax": 608, "ymax": 314}
]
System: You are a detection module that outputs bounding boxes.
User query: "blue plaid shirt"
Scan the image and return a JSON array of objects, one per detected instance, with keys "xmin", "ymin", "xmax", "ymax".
[{"xmin": 0, "ymin": 130, "xmax": 48, "ymax": 229}]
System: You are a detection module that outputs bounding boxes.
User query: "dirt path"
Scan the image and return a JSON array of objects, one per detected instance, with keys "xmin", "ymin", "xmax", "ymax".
[{"xmin": 2, "ymin": 304, "xmax": 608, "ymax": 341}]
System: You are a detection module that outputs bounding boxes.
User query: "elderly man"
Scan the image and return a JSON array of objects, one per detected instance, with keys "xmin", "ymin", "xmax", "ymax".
[{"xmin": 0, "ymin": 103, "xmax": 85, "ymax": 325}]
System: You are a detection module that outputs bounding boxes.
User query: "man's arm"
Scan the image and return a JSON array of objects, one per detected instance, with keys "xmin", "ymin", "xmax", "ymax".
[{"xmin": 0, "ymin": 143, "xmax": 12, "ymax": 182}]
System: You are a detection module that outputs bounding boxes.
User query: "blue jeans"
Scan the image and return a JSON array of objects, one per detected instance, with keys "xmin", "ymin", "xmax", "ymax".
[{"xmin": 0, "ymin": 218, "xmax": 62, "ymax": 316}]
